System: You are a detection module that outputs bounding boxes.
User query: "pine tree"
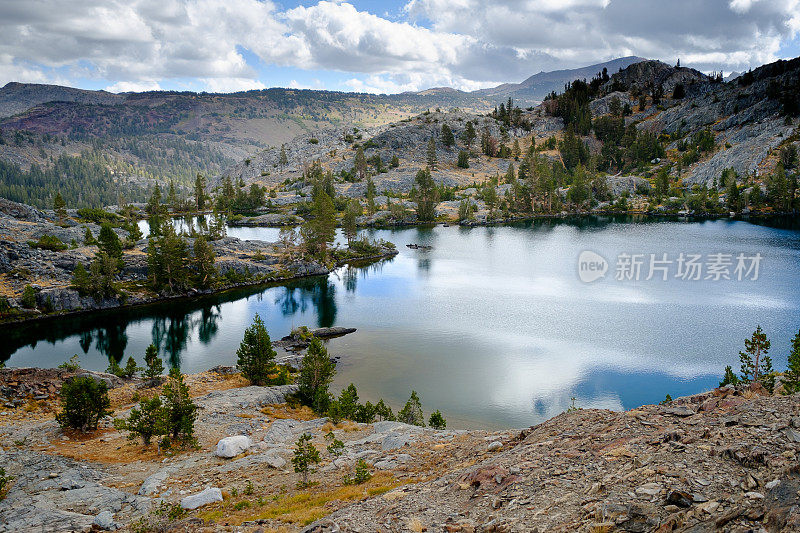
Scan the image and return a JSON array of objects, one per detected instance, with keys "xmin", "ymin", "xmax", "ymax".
[
  {"xmin": 192, "ymin": 235, "xmax": 216, "ymax": 289},
  {"xmin": 144, "ymin": 344, "xmax": 164, "ymax": 380},
  {"xmin": 457, "ymin": 150, "xmax": 469, "ymax": 169},
  {"xmin": 236, "ymin": 313, "xmax": 277, "ymax": 385},
  {"xmin": 719, "ymin": 365, "xmax": 740, "ymax": 387},
  {"xmin": 167, "ymin": 181, "xmax": 178, "ymax": 211},
  {"xmin": 292, "ymin": 434, "xmax": 320, "ymax": 486},
  {"xmin": 146, "ymin": 184, "xmax": 166, "ymax": 237},
  {"xmin": 463, "ymin": 121, "xmax": 477, "ymax": 149},
  {"xmin": 147, "ymin": 225, "xmax": 189, "ymax": 293},
  {"xmin": 71, "ymin": 263, "xmax": 90, "ymax": 295},
  {"xmin": 426, "ymin": 138, "xmax": 437, "ymax": 170},
  {"xmin": 512, "ymin": 139, "xmax": 521, "ymax": 160},
  {"xmin": 83, "ymin": 227, "xmax": 96, "ymax": 245},
  {"xmin": 655, "ymin": 167, "xmax": 670, "ymax": 198},
  {"xmin": 162, "ymin": 368, "xmax": 197, "ymax": 444},
  {"xmin": 194, "ymin": 173, "xmax": 207, "ymax": 211},
  {"xmin": 739, "ymin": 325, "xmax": 771, "ymax": 384},
  {"xmin": 767, "ymin": 163, "xmax": 788, "ymax": 211},
  {"xmin": 53, "ymin": 192, "xmax": 67, "ymax": 222},
  {"xmin": 354, "ymin": 146, "xmax": 367, "ymax": 181},
  {"xmin": 366, "ymin": 177, "xmax": 377, "ymax": 215},
  {"xmin": 89, "ymin": 252, "xmax": 119, "ymax": 299},
  {"xmin": 414, "ymin": 168, "xmax": 438, "ymax": 222},
  {"xmin": 441, "ymin": 124, "xmax": 455, "ymax": 148},
  {"xmin": 114, "ymin": 395, "xmax": 167, "ymax": 446},
  {"xmin": 784, "ymin": 330, "xmax": 800, "ymax": 394},
  {"xmin": 298, "ymin": 337, "xmax": 336, "ymax": 413},
  {"xmin": 342, "ymin": 199, "xmax": 359, "ymax": 246},
  {"xmin": 398, "ymin": 390, "xmax": 425, "ymax": 427},
  {"xmin": 428, "ymin": 410, "xmax": 446, "ymax": 429},
  {"xmin": 98, "ymin": 223, "xmax": 123, "ymax": 267},
  {"xmin": 279, "ymin": 144, "xmax": 289, "ymax": 167},
  {"xmin": 300, "ymin": 191, "xmax": 336, "ymax": 261}
]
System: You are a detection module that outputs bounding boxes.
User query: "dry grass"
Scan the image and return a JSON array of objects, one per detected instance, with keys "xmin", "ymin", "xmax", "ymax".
[
  {"xmin": 198, "ymin": 472, "xmax": 401, "ymax": 527},
  {"xmin": 408, "ymin": 517, "xmax": 426, "ymax": 532},
  {"xmin": 319, "ymin": 420, "xmax": 361, "ymax": 433},
  {"xmin": 262, "ymin": 404, "xmax": 317, "ymax": 421}
]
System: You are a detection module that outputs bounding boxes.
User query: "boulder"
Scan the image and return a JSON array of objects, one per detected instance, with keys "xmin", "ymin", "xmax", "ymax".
[
  {"xmin": 181, "ymin": 487, "xmax": 223, "ymax": 510},
  {"xmin": 93, "ymin": 511, "xmax": 117, "ymax": 530},
  {"xmin": 487, "ymin": 441, "xmax": 503, "ymax": 452},
  {"xmin": 214, "ymin": 435, "xmax": 253, "ymax": 458}
]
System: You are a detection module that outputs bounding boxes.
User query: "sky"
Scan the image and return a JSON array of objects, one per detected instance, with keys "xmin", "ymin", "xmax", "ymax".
[{"xmin": 0, "ymin": 0, "xmax": 799, "ymax": 94}]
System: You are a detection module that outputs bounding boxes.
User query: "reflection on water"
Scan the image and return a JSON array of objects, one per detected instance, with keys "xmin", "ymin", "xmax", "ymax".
[{"xmin": 3, "ymin": 218, "xmax": 800, "ymax": 429}]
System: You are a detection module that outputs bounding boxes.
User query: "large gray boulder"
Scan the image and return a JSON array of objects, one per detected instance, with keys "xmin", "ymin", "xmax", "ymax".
[
  {"xmin": 181, "ymin": 487, "xmax": 223, "ymax": 510},
  {"xmin": 213, "ymin": 435, "xmax": 252, "ymax": 458}
]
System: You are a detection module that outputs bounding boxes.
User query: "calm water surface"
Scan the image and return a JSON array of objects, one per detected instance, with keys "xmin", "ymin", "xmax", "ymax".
[{"xmin": 5, "ymin": 217, "xmax": 800, "ymax": 429}]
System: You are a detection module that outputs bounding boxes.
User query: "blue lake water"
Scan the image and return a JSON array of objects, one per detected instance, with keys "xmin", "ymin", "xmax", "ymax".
[{"xmin": 5, "ymin": 217, "xmax": 800, "ymax": 429}]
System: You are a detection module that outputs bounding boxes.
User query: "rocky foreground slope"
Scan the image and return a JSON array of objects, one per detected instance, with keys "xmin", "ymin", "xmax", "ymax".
[{"xmin": 0, "ymin": 367, "xmax": 798, "ymax": 532}]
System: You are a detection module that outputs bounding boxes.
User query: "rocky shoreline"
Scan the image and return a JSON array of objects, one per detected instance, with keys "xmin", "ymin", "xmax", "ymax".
[
  {"xmin": 0, "ymin": 367, "xmax": 798, "ymax": 532},
  {"xmin": 0, "ymin": 197, "xmax": 397, "ymax": 327}
]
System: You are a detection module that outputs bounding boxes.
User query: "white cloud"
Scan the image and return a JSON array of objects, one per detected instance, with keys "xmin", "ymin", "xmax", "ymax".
[
  {"xmin": 0, "ymin": 0, "xmax": 798, "ymax": 93},
  {"xmin": 106, "ymin": 80, "xmax": 161, "ymax": 93},
  {"xmin": 202, "ymin": 77, "xmax": 266, "ymax": 93}
]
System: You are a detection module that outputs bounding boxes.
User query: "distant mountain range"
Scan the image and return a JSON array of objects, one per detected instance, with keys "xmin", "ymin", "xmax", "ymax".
[{"xmin": 473, "ymin": 56, "xmax": 647, "ymax": 102}]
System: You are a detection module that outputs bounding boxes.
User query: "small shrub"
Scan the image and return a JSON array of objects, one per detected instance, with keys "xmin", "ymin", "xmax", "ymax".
[
  {"xmin": 56, "ymin": 376, "xmax": 112, "ymax": 432},
  {"xmin": 292, "ymin": 433, "xmax": 321, "ymax": 486},
  {"xmin": 343, "ymin": 459, "xmax": 372, "ymax": 485},
  {"xmin": 114, "ymin": 395, "xmax": 167, "ymax": 446},
  {"xmin": 397, "ymin": 390, "xmax": 425, "ymax": 427},
  {"xmin": 58, "ymin": 354, "xmax": 81, "ymax": 372},
  {"xmin": 719, "ymin": 365, "xmax": 739, "ymax": 387},
  {"xmin": 143, "ymin": 344, "xmax": 164, "ymax": 381},
  {"xmin": 325, "ymin": 431, "xmax": 345, "ymax": 467},
  {"xmin": 428, "ymin": 410, "xmax": 446, "ymax": 429},
  {"xmin": 21, "ymin": 285, "xmax": 37, "ymax": 308},
  {"xmin": 107, "ymin": 356, "xmax": 141, "ymax": 379},
  {"xmin": 28, "ymin": 235, "xmax": 67, "ymax": 251},
  {"xmin": 0, "ymin": 467, "xmax": 12, "ymax": 500},
  {"xmin": 308, "ymin": 138, "xmax": 319, "ymax": 144}
]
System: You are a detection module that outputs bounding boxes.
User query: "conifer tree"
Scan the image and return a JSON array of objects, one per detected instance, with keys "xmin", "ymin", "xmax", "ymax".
[
  {"xmin": 279, "ymin": 144, "xmax": 289, "ymax": 167},
  {"xmin": 162, "ymin": 368, "xmax": 197, "ymax": 444},
  {"xmin": 298, "ymin": 337, "xmax": 336, "ymax": 413},
  {"xmin": 98, "ymin": 223, "xmax": 123, "ymax": 266},
  {"xmin": 463, "ymin": 121, "xmax": 477, "ymax": 149},
  {"xmin": 354, "ymin": 146, "xmax": 367, "ymax": 181},
  {"xmin": 144, "ymin": 344, "xmax": 164, "ymax": 380},
  {"xmin": 300, "ymin": 191, "xmax": 336, "ymax": 261},
  {"xmin": 192, "ymin": 235, "xmax": 216, "ymax": 289},
  {"xmin": 194, "ymin": 173, "xmax": 207, "ymax": 211},
  {"xmin": 426, "ymin": 138, "xmax": 437, "ymax": 170},
  {"xmin": 83, "ymin": 227, "xmax": 96, "ymax": 245},
  {"xmin": 342, "ymin": 199, "xmax": 360, "ymax": 246},
  {"xmin": 441, "ymin": 124, "xmax": 455, "ymax": 148},
  {"xmin": 366, "ymin": 177, "xmax": 377, "ymax": 215},
  {"xmin": 398, "ymin": 390, "xmax": 425, "ymax": 427},
  {"xmin": 53, "ymin": 192, "xmax": 67, "ymax": 222},
  {"xmin": 414, "ymin": 168, "xmax": 438, "ymax": 222},
  {"xmin": 784, "ymin": 330, "xmax": 800, "ymax": 394},
  {"xmin": 236, "ymin": 313, "xmax": 277, "ymax": 385},
  {"xmin": 292, "ymin": 434, "xmax": 320, "ymax": 486},
  {"xmin": 739, "ymin": 325, "xmax": 772, "ymax": 384}
]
